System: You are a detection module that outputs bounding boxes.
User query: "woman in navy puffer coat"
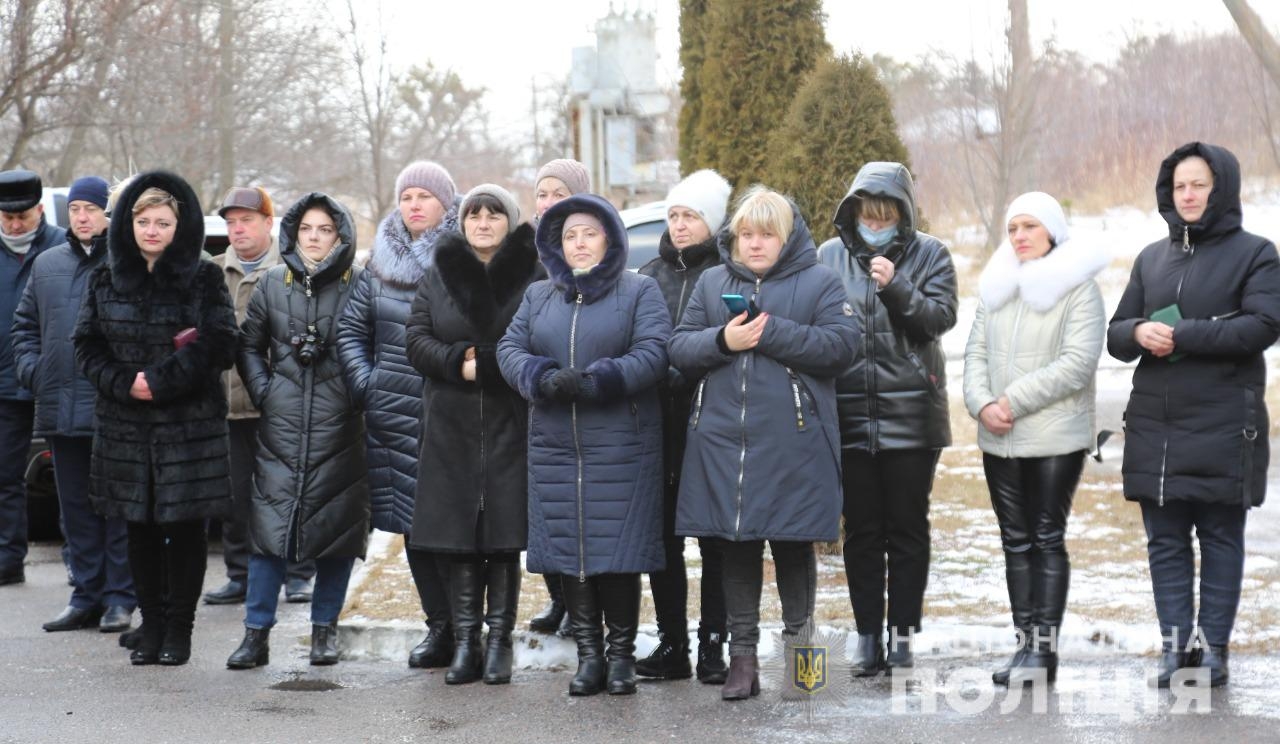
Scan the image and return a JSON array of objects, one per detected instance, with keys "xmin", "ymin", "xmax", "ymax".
[{"xmin": 498, "ymin": 194, "xmax": 669, "ymax": 697}]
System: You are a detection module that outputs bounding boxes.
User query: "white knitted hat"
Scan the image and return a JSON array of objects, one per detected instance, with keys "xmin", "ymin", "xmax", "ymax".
[
  {"xmin": 1005, "ymin": 191, "xmax": 1069, "ymax": 244},
  {"xmin": 665, "ymin": 169, "xmax": 733, "ymax": 233}
]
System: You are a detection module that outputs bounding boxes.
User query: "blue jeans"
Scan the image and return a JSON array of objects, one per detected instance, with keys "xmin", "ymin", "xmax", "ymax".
[{"xmin": 245, "ymin": 554, "xmax": 355, "ymax": 629}]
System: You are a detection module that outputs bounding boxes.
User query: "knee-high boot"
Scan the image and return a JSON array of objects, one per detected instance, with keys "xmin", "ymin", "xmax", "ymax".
[
  {"xmin": 159, "ymin": 523, "xmax": 206, "ymax": 666},
  {"xmin": 598, "ymin": 573, "xmax": 641, "ymax": 695},
  {"xmin": 1028, "ymin": 550, "xmax": 1068, "ymax": 683},
  {"xmin": 445, "ymin": 560, "xmax": 484, "ymax": 684},
  {"xmin": 992, "ymin": 550, "xmax": 1034, "ymax": 685},
  {"xmin": 562, "ymin": 576, "xmax": 605, "ymax": 696},
  {"xmin": 483, "ymin": 560, "xmax": 521, "ymax": 685},
  {"xmin": 126, "ymin": 524, "xmax": 166, "ymax": 666}
]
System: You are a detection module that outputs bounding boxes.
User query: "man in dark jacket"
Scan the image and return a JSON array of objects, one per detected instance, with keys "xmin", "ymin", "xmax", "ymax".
[
  {"xmin": 0, "ymin": 169, "xmax": 62, "ymax": 586},
  {"xmin": 13, "ymin": 176, "xmax": 136, "ymax": 631},
  {"xmin": 204, "ymin": 186, "xmax": 314, "ymax": 606}
]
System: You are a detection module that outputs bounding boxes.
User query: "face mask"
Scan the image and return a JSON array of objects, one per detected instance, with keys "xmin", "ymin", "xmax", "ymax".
[{"xmin": 857, "ymin": 222, "xmax": 897, "ymax": 248}]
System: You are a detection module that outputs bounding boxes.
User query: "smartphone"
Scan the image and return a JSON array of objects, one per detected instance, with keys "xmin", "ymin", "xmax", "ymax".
[{"xmin": 721, "ymin": 294, "xmax": 761, "ymax": 321}]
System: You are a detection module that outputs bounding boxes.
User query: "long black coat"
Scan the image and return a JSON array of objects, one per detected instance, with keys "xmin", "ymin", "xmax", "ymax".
[
  {"xmin": 238, "ymin": 193, "xmax": 370, "ymax": 560},
  {"xmin": 816, "ymin": 162, "xmax": 957, "ymax": 452},
  {"xmin": 404, "ymin": 224, "xmax": 544, "ymax": 553},
  {"xmin": 637, "ymin": 231, "xmax": 721, "ymax": 485},
  {"xmin": 73, "ymin": 171, "xmax": 236, "ymax": 523},
  {"xmin": 13, "ymin": 230, "xmax": 108, "ymax": 437},
  {"xmin": 1108, "ymin": 142, "xmax": 1280, "ymax": 508}
]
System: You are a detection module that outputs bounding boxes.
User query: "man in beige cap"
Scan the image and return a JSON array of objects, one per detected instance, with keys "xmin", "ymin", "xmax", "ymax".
[{"xmin": 204, "ymin": 186, "xmax": 315, "ymax": 605}]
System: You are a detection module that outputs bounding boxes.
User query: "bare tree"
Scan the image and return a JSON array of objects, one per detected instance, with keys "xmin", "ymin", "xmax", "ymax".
[
  {"xmin": 0, "ymin": 0, "xmax": 85, "ymax": 168},
  {"xmin": 1225, "ymin": 0, "xmax": 1280, "ymax": 88}
]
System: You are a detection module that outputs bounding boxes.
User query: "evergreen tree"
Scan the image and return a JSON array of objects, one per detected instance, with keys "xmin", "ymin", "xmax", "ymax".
[
  {"xmin": 676, "ymin": 0, "xmax": 709, "ymax": 175},
  {"xmin": 765, "ymin": 53, "xmax": 911, "ymax": 244},
  {"xmin": 693, "ymin": 0, "xmax": 828, "ymax": 189}
]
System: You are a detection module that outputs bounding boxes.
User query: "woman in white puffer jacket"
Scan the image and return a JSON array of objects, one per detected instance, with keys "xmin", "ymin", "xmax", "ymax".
[{"xmin": 963, "ymin": 191, "xmax": 1108, "ymax": 687}]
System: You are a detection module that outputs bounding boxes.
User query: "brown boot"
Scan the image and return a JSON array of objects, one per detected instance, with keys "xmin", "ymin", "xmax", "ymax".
[{"xmin": 721, "ymin": 654, "xmax": 759, "ymax": 700}]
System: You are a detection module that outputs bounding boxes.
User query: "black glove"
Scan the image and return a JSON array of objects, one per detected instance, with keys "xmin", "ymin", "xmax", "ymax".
[{"xmin": 538, "ymin": 367, "xmax": 581, "ymax": 402}]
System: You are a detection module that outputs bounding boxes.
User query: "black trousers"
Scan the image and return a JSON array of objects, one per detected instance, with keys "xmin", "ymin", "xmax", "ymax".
[
  {"xmin": 1140, "ymin": 500, "xmax": 1247, "ymax": 649},
  {"xmin": 719, "ymin": 540, "xmax": 815, "ymax": 657},
  {"xmin": 841, "ymin": 448, "xmax": 940, "ymax": 639},
  {"xmin": 405, "ymin": 547, "xmax": 452, "ymax": 628},
  {"xmin": 983, "ymin": 451, "xmax": 1085, "ymax": 636},
  {"xmin": 648, "ymin": 477, "xmax": 726, "ymax": 639},
  {"xmin": 220, "ymin": 418, "xmax": 312, "ymax": 583},
  {"xmin": 127, "ymin": 519, "xmax": 207, "ymax": 634},
  {"xmin": 0, "ymin": 399, "xmax": 33, "ymax": 573}
]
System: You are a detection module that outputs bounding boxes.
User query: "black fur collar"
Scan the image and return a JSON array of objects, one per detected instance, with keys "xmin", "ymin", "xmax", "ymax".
[
  {"xmin": 658, "ymin": 230, "xmax": 719, "ymax": 269},
  {"xmin": 433, "ymin": 222, "xmax": 542, "ymax": 337},
  {"xmin": 106, "ymin": 170, "xmax": 205, "ymax": 294}
]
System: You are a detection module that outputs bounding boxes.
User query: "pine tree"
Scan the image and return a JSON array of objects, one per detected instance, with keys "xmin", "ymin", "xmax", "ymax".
[
  {"xmin": 765, "ymin": 53, "xmax": 911, "ymax": 244},
  {"xmin": 676, "ymin": 0, "xmax": 709, "ymax": 175},
  {"xmin": 693, "ymin": 0, "xmax": 828, "ymax": 189}
]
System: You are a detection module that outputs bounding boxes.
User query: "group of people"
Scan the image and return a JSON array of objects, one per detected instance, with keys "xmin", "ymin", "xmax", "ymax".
[{"xmin": 0, "ymin": 139, "xmax": 1274, "ymax": 699}]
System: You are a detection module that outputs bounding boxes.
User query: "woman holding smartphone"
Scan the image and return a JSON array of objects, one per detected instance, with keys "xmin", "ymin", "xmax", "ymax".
[{"xmin": 669, "ymin": 186, "xmax": 857, "ymax": 701}]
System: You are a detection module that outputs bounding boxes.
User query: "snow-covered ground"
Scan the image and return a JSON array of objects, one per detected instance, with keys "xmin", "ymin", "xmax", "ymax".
[{"xmin": 340, "ymin": 195, "xmax": 1280, "ymax": 672}]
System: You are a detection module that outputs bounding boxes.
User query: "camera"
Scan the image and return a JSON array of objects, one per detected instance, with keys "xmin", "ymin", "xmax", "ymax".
[{"xmin": 289, "ymin": 324, "xmax": 326, "ymax": 366}]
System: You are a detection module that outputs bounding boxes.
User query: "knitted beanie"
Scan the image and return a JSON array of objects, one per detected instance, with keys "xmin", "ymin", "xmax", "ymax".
[
  {"xmin": 535, "ymin": 159, "xmax": 591, "ymax": 196},
  {"xmin": 395, "ymin": 161, "xmax": 456, "ymax": 207},
  {"xmin": 67, "ymin": 176, "xmax": 110, "ymax": 210},
  {"xmin": 1005, "ymin": 191, "xmax": 1069, "ymax": 244},
  {"xmin": 665, "ymin": 169, "xmax": 733, "ymax": 233},
  {"xmin": 461, "ymin": 183, "xmax": 521, "ymax": 235}
]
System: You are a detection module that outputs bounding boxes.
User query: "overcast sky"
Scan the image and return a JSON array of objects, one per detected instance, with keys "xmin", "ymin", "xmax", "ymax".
[{"xmin": 338, "ymin": 0, "xmax": 1280, "ymax": 141}]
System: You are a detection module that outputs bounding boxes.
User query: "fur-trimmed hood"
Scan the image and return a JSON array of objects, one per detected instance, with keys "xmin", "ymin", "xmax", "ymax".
[
  {"xmin": 432, "ymin": 222, "xmax": 542, "ymax": 335},
  {"xmin": 106, "ymin": 170, "xmax": 205, "ymax": 294},
  {"xmin": 368, "ymin": 202, "xmax": 460, "ymax": 289},
  {"xmin": 278, "ymin": 192, "xmax": 358, "ymax": 288},
  {"xmin": 534, "ymin": 194, "xmax": 628, "ymax": 304},
  {"xmin": 979, "ymin": 237, "xmax": 1110, "ymax": 313}
]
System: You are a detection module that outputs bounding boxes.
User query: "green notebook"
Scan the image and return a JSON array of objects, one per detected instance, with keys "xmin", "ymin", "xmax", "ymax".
[{"xmin": 1149, "ymin": 304, "xmax": 1186, "ymax": 362}]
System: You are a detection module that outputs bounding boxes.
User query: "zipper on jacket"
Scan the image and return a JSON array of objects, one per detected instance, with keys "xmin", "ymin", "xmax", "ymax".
[
  {"xmin": 1181, "ymin": 225, "xmax": 1190, "ymax": 253},
  {"xmin": 303, "ymin": 273, "xmax": 313, "ymax": 298},
  {"xmin": 1002, "ymin": 303, "xmax": 1025, "ymax": 458},
  {"xmin": 569, "ymin": 293, "xmax": 586, "ymax": 581},
  {"xmin": 861, "ymin": 268, "xmax": 879, "ymax": 454},
  {"xmin": 734, "ymin": 277, "xmax": 762, "ymax": 539},
  {"xmin": 1158, "ymin": 385, "xmax": 1170, "ymax": 506},
  {"xmin": 690, "ymin": 377, "xmax": 708, "ymax": 428},
  {"xmin": 675, "ymin": 251, "xmax": 692, "ymax": 322},
  {"xmin": 1175, "ymin": 244, "xmax": 1196, "ymax": 302},
  {"xmin": 478, "ymin": 388, "xmax": 486, "ymax": 513},
  {"xmin": 786, "ymin": 367, "xmax": 807, "ymax": 431}
]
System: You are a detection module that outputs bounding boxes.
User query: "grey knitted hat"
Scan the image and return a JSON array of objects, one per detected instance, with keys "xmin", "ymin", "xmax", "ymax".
[{"xmin": 395, "ymin": 160, "xmax": 456, "ymax": 207}]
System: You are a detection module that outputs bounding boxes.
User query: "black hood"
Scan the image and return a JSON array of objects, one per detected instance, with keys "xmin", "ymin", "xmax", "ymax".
[
  {"xmin": 278, "ymin": 192, "xmax": 358, "ymax": 287},
  {"xmin": 832, "ymin": 161, "xmax": 918, "ymax": 260},
  {"xmin": 1156, "ymin": 141, "xmax": 1243, "ymax": 243},
  {"xmin": 106, "ymin": 170, "xmax": 205, "ymax": 293}
]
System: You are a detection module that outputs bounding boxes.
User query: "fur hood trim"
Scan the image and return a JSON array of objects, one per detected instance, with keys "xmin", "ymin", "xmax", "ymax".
[
  {"xmin": 368, "ymin": 203, "xmax": 460, "ymax": 289},
  {"xmin": 106, "ymin": 170, "xmax": 205, "ymax": 294},
  {"xmin": 979, "ymin": 237, "xmax": 1110, "ymax": 313},
  {"xmin": 433, "ymin": 222, "xmax": 541, "ymax": 336}
]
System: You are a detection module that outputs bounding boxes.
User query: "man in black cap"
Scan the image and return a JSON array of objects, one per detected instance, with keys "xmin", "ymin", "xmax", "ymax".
[
  {"xmin": 0, "ymin": 169, "xmax": 63, "ymax": 586},
  {"xmin": 13, "ymin": 176, "xmax": 137, "ymax": 631},
  {"xmin": 203, "ymin": 186, "xmax": 315, "ymax": 606}
]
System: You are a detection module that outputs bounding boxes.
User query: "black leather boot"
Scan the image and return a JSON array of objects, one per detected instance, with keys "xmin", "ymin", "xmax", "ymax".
[
  {"xmin": 563, "ymin": 576, "xmax": 605, "ymax": 696},
  {"xmin": 408, "ymin": 620, "xmax": 454, "ymax": 669},
  {"xmin": 446, "ymin": 560, "xmax": 484, "ymax": 685},
  {"xmin": 1196, "ymin": 644, "xmax": 1229, "ymax": 687},
  {"xmin": 885, "ymin": 631, "xmax": 914, "ymax": 674},
  {"xmin": 159, "ymin": 524, "xmax": 206, "ymax": 666},
  {"xmin": 599, "ymin": 573, "xmax": 641, "ymax": 695},
  {"xmin": 696, "ymin": 628, "xmax": 728, "ymax": 684},
  {"xmin": 721, "ymin": 654, "xmax": 760, "ymax": 700},
  {"xmin": 635, "ymin": 630, "xmax": 691, "ymax": 680},
  {"xmin": 483, "ymin": 560, "xmax": 520, "ymax": 685},
  {"xmin": 126, "ymin": 524, "xmax": 165, "ymax": 666},
  {"xmin": 1027, "ymin": 550, "xmax": 1069, "ymax": 684},
  {"xmin": 529, "ymin": 573, "xmax": 567, "ymax": 633},
  {"xmin": 226, "ymin": 627, "xmax": 271, "ymax": 669},
  {"xmin": 310, "ymin": 623, "xmax": 340, "ymax": 665},
  {"xmin": 1151, "ymin": 650, "xmax": 1188, "ymax": 688},
  {"xmin": 851, "ymin": 633, "xmax": 885, "ymax": 678},
  {"xmin": 993, "ymin": 550, "xmax": 1035, "ymax": 686}
]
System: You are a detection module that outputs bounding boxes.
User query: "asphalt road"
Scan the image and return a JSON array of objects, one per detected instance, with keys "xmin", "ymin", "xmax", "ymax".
[{"xmin": 2, "ymin": 540, "xmax": 1278, "ymax": 744}]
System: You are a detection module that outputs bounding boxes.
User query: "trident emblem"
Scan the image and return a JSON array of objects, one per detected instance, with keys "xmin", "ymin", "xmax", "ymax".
[{"xmin": 793, "ymin": 646, "xmax": 827, "ymax": 694}]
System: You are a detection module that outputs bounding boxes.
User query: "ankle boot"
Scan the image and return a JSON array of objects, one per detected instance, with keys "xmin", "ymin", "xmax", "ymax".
[
  {"xmin": 1150, "ymin": 650, "xmax": 1188, "ymax": 688},
  {"xmin": 636, "ymin": 630, "xmax": 691, "ymax": 680},
  {"xmin": 529, "ymin": 573, "xmax": 567, "ymax": 633},
  {"xmin": 721, "ymin": 654, "xmax": 760, "ymax": 700},
  {"xmin": 310, "ymin": 623, "xmax": 340, "ymax": 665},
  {"xmin": 446, "ymin": 561, "xmax": 484, "ymax": 685},
  {"xmin": 598, "ymin": 574, "xmax": 641, "ymax": 695},
  {"xmin": 1196, "ymin": 644, "xmax": 1229, "ymax": 687},
  {"xmin": 226, "ymin": 627, "xmax": 271, "ymax": 669},
  {"xmin": 885, "ymin": 630, "xmax": 915, "ymax": 674},
  {"xmin": 563, "ymin": 576, "xmax": 605, "ymax": 696},
  {"xmin": 852, "ymin": 633, "xmax": 886, "ymax": 678},
  {"xmin": 696, "ymin": 629, "xmax": 728, "ymax": 684},
  {"xmin": 483, "ymin": 561, "xmax": 520, "ymax": 685},
  {"xmin": 408, "ymin": 620, "xmax": 454, "ymax": 669}
]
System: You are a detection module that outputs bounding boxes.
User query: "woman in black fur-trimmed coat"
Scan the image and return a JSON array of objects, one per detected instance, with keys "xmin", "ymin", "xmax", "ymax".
[
  {"xmin": 74, "ymin": 171, "xmax": 237, "ymax": 667},
  {"xmin": 405, "ymin": 185, "xmax": 544, "ymax": 685}
]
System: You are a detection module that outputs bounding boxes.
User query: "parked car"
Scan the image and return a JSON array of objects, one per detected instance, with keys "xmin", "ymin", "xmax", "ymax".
[
  {"xmin": 621, "ymin": 200, "xmax": 666, "ymax": 270},
  {"xmin": 26, "ymin": 440, "xmax": 59, "ymax": 541}
]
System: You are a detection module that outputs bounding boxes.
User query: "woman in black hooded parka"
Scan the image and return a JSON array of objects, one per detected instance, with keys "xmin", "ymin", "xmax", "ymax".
[
  {"xmin": 405, "ymin": 184, "xmax": 545, "ymax": 686},
  {"xmin": 1109, "ymin": 142, "xmax": 1280, "ymax": 688},
  {"xmin": 74, "ymin": 171, "xmax": 238, "ymax": 666},
  {"xmin": 226, "ymin": 193, "xmax": 370, "ymax": 670}
]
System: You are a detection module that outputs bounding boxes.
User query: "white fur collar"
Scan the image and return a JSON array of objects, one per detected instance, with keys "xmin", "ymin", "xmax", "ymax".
[{"xmin": 978, "ymin": 237, "xmax": 1110, "ymax": 313}]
